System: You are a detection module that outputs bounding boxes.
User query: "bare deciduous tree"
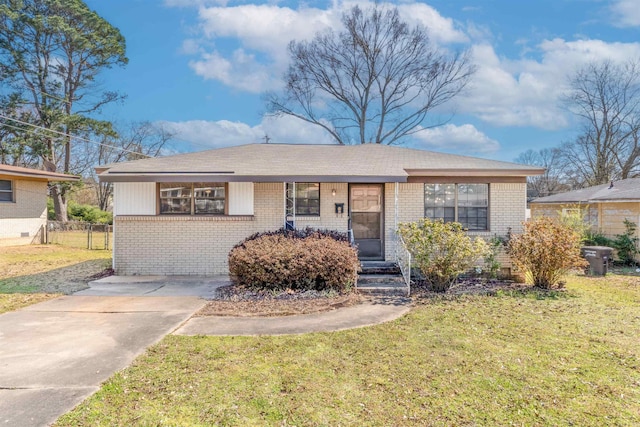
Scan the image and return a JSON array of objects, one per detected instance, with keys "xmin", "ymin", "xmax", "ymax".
[
  {"xmin": 561, "ymin": 60, "xmax": 640, "ymax": 187},
  {"xmin": 267, "ymin": 4, "xmax": 475, "ymax": 145},
  {"xmin": 87, "ymin": 121, "xmax": 174, "ymax": 211},
  {"xmin": 515, "ymin": 148, "xmax": 569, "ymax": 199}
]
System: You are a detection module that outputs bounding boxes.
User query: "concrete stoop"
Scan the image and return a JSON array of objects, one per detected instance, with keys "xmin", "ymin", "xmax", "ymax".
[{"xmin": 357, "ymin": 262, "xmax": 408, "ymax": 296}]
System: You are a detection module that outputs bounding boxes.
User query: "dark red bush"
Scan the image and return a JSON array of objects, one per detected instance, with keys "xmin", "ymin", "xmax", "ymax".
[{"xmin": 229, "ymin": 230, "xmax": 358, "ymax": 292}]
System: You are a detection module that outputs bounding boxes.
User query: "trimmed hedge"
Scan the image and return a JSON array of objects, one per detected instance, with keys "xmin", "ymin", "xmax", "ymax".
[{"xmin": 229, "ymin": 228, "xmax": 359, "ymax": 292}]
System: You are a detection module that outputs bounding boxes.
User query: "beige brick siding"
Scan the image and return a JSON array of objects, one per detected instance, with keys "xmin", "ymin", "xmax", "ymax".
[
  {"xmin": 114, "ymin": 181, "xmax": 527, "ymax": 275},
  {"xmin": 114, "ymin": 182, "xmax": 350, "ymax": 275},
  {"xmin": 384, "ymin": 182, "xmax": 527, "ymax": 268},
  {"xmin": 0, "ymin": 179, "xmax": 47, "ymax": 244},
  {"xmin": 531, "ymin": 201, "xmax": 640, "ymax": 261},
  {"xmin": 530, "ymin": 202, "xmax": 640, "ymax": 238}
]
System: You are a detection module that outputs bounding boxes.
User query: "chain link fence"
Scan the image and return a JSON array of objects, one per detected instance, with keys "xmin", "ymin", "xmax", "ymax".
[{"xmin": 47, "ymin": 221, "xmax": 113, "ymax": 250}]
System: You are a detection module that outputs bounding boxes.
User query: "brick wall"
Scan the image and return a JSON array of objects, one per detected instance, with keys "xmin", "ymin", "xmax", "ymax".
[
  {"xmin": 384, "ymin": 182, "xmax": 527, "ymax": 268},
  {"xmin": 114, "ymin": 181, "xmax": 527, "ymax": 275},
  {"xmin": 114, "ymin": 182, "xmax": 351, "ymax": 275},
  {"xmin": 0, "ymin": 179, "xmax": 47, "ymax": 244},
  {"xmin": 530, "ymin": 201, "xmax": 640, "ymax": 238}
]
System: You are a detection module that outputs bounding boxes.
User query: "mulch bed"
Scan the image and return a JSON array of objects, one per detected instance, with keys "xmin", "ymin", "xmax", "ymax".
[
  {"xmin": 196, "ymin": 284, "xmax": 364, "ymax": 317},
  {"xmin": 197, "ymin": 278, "xmax": 541, "ymax": 317}
]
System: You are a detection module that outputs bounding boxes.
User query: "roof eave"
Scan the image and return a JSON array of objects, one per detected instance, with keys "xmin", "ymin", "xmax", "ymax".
[
  {"xmin": 405, "ymin": 168, "xmax": 545, "ymax": 177},
  {"xmin": 0, "ymin": 170, "xmax": 80, "ymax": 182},
  {"xmin": 98, "ymin": 173, "xmax": 409, "ymax": 183}
]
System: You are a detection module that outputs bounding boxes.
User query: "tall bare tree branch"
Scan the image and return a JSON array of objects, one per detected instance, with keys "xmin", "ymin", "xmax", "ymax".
[{"xmin": 266, "ymin": 4, "xmax": 475, "ymax": 145}]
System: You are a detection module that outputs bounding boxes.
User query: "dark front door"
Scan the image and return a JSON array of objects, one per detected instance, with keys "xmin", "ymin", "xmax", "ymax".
[{"xmin": 350, "ymin": 184, "xmax": 384, "ymax": 259}]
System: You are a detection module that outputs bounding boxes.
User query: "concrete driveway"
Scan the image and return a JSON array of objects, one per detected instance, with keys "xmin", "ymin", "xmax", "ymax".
[{"xmin": 0, "ymin": 295, "xmax": 205, "ymax": 426}]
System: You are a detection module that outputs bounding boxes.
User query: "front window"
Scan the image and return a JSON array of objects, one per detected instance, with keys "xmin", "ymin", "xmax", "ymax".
[
  {"xmin": 0, "ymin": 180, "xmax": 13, "ymax": 202},
  {"xmin": 425, "ymin": 183, "xmax": 489, "ymax": 231},
  {"xmin": 159, "ymin": 183, "xmax": 225, "ymax": 215},
  {"xmin": 286, "ymin": 183, "xmax": 320, "ymax": 216}
]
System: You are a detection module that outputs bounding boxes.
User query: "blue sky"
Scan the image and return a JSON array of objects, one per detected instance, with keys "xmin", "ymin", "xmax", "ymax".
[{"xmin": 84, "ymin": 0, "xmax": 640, "ymax": 162}]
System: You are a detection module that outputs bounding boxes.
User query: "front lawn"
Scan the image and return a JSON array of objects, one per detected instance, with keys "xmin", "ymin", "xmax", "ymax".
[
  {"xmin": 56, "ymin": 274, "xmax": 640, "ymax": 426},
  {"xmin": 0, "ymin": 245, "xmax": 112, "ymax": 313}
]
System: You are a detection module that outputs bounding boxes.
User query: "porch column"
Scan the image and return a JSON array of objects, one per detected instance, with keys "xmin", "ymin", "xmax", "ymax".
[{"xmin": 394, "ymin": 181, "xmax": 399, "ymax": 261}]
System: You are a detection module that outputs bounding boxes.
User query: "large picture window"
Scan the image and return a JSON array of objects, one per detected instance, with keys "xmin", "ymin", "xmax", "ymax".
[
  {"xmin": 286, "ymin": 183, "xmax": 320, "ymax": 216},
  {"xmin": 424, "ymin": 183, "xmax": 488, "ymax": 231},
  {"xmin": 0, "ymin": 180, "xmax": 13, "ymax": 202},
  {"xmin": 159, "ymin": 183, "xmax": 225, "ymax": 215}
]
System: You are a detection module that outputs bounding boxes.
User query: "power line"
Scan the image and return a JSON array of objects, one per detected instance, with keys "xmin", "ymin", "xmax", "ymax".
[{"xmin": 0, "ymin": 113, "xmax": 152, "ymax": 158}]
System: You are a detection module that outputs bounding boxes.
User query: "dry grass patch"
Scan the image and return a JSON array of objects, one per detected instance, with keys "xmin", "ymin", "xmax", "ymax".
[
  {"xmin": 0, "ymin": 245, "xmax": 111, "ymax": 280},
  {"xmin": 0, "ymin": 293, "xmax": 60, "ymax": 314},
  {"xmin": 0, "ymin": 245, "xmax": 112, "ymax": 308},
  {"xmin": 56, "ymin": 274, "xmax": 640, "ymax": 426}
]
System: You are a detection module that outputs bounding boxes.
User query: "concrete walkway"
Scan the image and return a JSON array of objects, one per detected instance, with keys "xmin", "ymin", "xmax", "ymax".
[
  {"xmin": 77, "ymin": 275, "xmax": 232, "ymax": 298},
  {"xmin": 176, "ymin": 297, "xmax": 411, "ymax": 336},
  {"xmin": 0, "ymin": 277, "xmax": 411, "ymax": 425},
  {"xmin": 0, "ymin": 295, "xmax": 206, "ymax": 427},
  {"xmin": 81, "ymin": 276, "xmax": 412, "ymax": 336}
]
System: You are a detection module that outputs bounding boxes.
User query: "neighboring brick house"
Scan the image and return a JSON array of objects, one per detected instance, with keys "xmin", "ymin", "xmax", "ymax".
[
  {"xmin": 0, "ymin": 165, "xmax": 79, "ymax": 246},
  {"xmin": 97, "ymin": 143, "xmax": 544, "ymax": 275},
  {"xmin": 530, "ymin": 178, "xmax": 640, "ymax": 252}
]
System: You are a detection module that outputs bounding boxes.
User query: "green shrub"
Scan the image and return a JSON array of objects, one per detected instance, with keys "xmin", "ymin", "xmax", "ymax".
[
  {"xmin": 584, "ymin": 230, "xmax": 614, "ymax": 247},
  {"xmin": 508, "ymin": 217, "xmax": 588, "ymax": 289},
  {"xmin": 559, "ymin": 208, "xmax": 593, "ymax": 243},
  {"xmin": 68, "ymin": 201, "xmax": 113, "ymax": 224},
  {"xmin": 47, "ymin": 198, "xmax": 112, "ymax": 224},
  {"xmin": 612, "ymin": 219, "xmax": 639, "ymax": 265},
  {"xmin": 484, "ymin": 235, "xmax": 506, "ymax": 279},
  {"xmin": 228, "ymin": 229, "xmax": 359, "ymax": 292},
  {"xmin": 398, "ymin": 218, "xmax": 489, "ymax": 292}
]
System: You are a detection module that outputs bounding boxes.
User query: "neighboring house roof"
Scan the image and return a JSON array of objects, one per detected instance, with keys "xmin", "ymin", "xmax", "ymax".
[
  {"xmin": 97, "ymin": 143, "xmax": 544, "ymax": 183},
  {"xmin": 0, "ymin": 164, "xmax": 79, "ymax": 181},
  {"xmin": 532, "ymin": 177, "xmax": 640, "ymax": 203}
]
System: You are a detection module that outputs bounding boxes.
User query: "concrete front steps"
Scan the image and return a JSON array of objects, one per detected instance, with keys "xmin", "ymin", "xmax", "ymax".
[{"xmin": 357, "ymin": 261, "xmax": 409, "ymax": 296}]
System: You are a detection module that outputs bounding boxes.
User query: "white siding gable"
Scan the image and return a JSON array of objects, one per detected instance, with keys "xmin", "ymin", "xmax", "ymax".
[{"xmin": 114, "ymin": 182, "xmax": 156, "ymax": 215}]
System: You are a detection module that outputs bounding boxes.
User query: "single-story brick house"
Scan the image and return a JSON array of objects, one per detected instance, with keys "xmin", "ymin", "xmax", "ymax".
[
  {"xmin": 97, "ymin": 143, "xmax": 544, "ymax": 275},
  {"xmin": 530, "ymin": 177, "xmax": 640, "ymax": 246},
  {"xmin": 0, "ymin": 164, "xmax": 79, "ymax": 246}
]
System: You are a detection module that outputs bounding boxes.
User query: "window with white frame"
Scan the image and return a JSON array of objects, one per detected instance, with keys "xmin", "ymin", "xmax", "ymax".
[
  {"xmin": 286, "ymin": 183, "xmax": 320, "ymax": 216},
  {"xmin": 159, "ymin": 183, "xmax": 225, "ymax": 215},
  {"xmin": 424, "ymin": 183, "xmax": 489, "ymax": 231},
  {"xmin": 0, "ymin": 180, "xmax": 13, "ymax": 202}
]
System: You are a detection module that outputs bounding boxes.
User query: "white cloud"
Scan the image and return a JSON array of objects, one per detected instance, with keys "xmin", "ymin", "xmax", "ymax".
[
  {"xmin": 176, "ymin": 1, "xmax": 467, "ymax": 93},
  {"xmin": 610, "ymin": 0, "xmax": 640, "ymax": 28},
  {"xmin": 163, "ymin": 0, "xmax": 227, "ymax": 7},
  {"xmin": 159, "ymin": 118, "xmax": 496, "ymax": 154},
  {"xmin": 395, "ymin": 3, "xmax": 468, "ymax": 44},
  {"xmin": 157, "ymin": 116, "xmax": 336, "ymax": 150},
  {"xmin": 189, "ymin": 49, "xmax": 276, "ymax": 92},
  {"xmin": 412, "ymin": 124, "xmax": 500, "ymax": 154},
  {"xmin": 459, "ymin": 39, "xmax": 640, "ymax": 129},
  {"xmin": 169, "ymin": 0, "xmax": 640, "ymax": 132}
]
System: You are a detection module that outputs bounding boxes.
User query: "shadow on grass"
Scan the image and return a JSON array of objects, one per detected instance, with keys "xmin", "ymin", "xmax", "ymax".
[{"xmin": 0, "ymin": 259, "xmax": 111, "ymax": 294}]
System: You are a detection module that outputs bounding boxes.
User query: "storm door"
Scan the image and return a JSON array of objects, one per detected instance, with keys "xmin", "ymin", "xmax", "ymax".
[{"xmin": 350, "ymin": 184, "xmax": 384, "ymax": 259}]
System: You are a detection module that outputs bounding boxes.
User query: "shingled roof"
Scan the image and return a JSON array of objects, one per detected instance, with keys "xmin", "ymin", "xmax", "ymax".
[
  {"xmin": 532, "ymin": 177, "xmax": 640, "ymax": 203},
  {"xmin": 97, "ymin": 143, "xmax": 544, "ymax": 183},
  {"xmin": 0, "ymin": 164, "xmax": 79, "ymax": 181}
]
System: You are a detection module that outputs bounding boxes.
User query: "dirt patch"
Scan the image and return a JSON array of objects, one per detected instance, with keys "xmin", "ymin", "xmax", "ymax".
[{"xmin": 197, "ymin": 284, "xmax": 364, "ymax": 317}]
